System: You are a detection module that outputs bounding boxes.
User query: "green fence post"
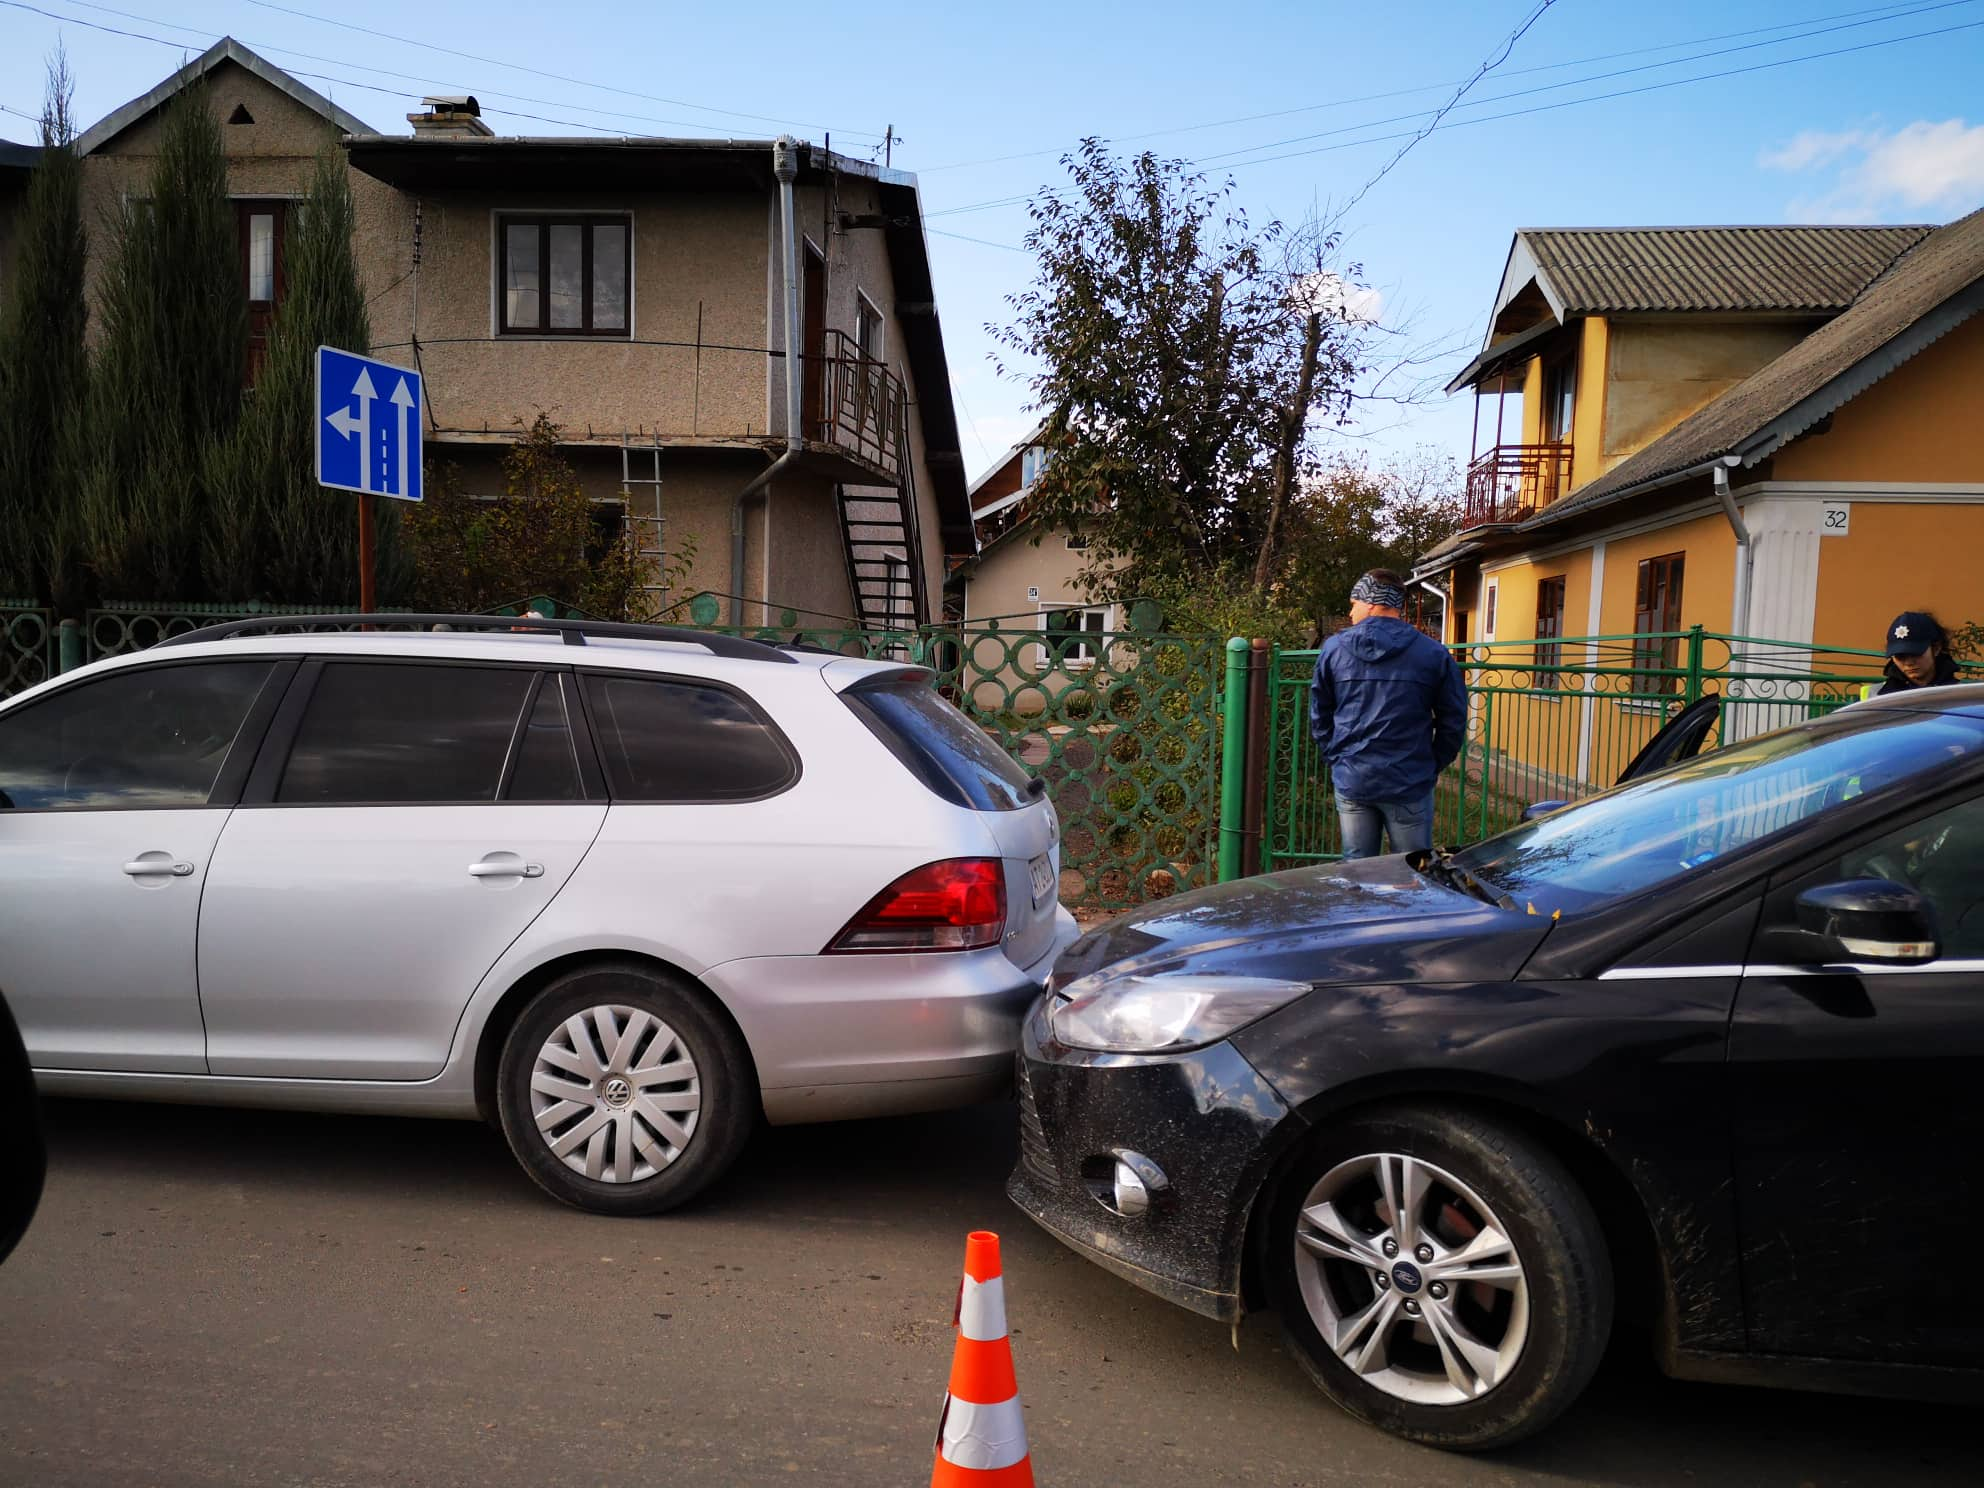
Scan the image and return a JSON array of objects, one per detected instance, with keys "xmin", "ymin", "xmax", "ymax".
[
  {"xmin": 1218, "ymin": 636, "xmax": 1250, "ymax": 883},
  {"xmin": 1684, "ymin": 625, "xmax": 1706, "ymax": 705},
  {"xmin": 57, "ymin": 618, "xmax": 83, "ymax": 674}
]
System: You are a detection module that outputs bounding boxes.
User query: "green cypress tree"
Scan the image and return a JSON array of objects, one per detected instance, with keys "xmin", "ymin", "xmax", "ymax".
[
  {"xmin": 206, "ymin": 150, "xmax": 410, "ymax": 602},
  {"xmin": 0, "ymin": 51, "xmax": 90, "ymax": 612},
  {"xmin": 83, "ymin": 87, "xmax": 245, "ymax": 600}
]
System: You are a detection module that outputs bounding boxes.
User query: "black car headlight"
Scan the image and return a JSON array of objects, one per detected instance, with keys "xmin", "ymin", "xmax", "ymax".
[{"xmin": 1047, "ymin": 972, "xmax": 1311, "ymax": 1054}]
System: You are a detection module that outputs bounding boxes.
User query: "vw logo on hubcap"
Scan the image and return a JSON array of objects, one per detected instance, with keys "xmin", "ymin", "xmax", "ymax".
[
  {"xmin": 1390, "ymin": 1261, "xmax": 1424, "ymax": 1294},
  {"xmin": 600, "ymin": 1076, "xmax": 633, "ymax": 1109}
]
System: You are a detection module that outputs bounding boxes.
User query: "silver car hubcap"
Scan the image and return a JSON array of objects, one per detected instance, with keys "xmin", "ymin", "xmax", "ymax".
[
  {"xmin": 530, "ymin": 1005, "xmax": 701, "ymax": 1184},
  {"xmin": 1293, "ymin": 1152, "xmax": 1530, "ymax": 1405}
]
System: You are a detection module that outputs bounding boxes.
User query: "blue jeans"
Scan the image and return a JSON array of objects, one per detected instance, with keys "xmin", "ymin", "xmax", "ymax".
[{"xmin": 1337, "ymin": 794, "xmax": 1435, "ymax": 860}]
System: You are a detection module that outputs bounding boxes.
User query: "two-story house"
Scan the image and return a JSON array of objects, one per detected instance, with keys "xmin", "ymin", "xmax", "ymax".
[
  {"xmin": 1420, "ymin": 215, "xmax": 1984, "ymax": 661},
  {"xmin": 30, "ymin": 39, "xmax": 971, "ymax": 628}
]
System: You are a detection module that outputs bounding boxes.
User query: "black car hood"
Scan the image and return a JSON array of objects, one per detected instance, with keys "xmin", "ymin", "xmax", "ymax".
[{"xmin": 1053, "ymin": 856, "xmax": 1551, "ymax": 989}]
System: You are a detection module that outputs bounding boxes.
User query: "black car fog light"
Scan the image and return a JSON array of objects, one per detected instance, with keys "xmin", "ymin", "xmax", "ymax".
[{"xmin": 1080, "ymin": 1149, "xmax": 1169, "ymax": 1218}]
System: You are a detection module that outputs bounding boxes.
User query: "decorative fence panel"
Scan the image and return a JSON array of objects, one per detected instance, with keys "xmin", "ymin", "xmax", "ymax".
[
  {"xmin": 1, "ymin": 603, "xmax": 54, "ymax": 701},
  {"xmin": 1264, "ymin": 627, "xmax": 1984, "ymax": 871}
]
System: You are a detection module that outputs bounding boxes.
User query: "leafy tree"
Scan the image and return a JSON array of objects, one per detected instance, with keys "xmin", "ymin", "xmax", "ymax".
[
  {"xmin": 82, "ymin": 89, "xmax": 244, "ymax": 598},
  {"xmin": 403, "ymin": 414, "xmax": 689, "ymax": 620},
  {"xmin": 204, "ymin": 151, "xmax": 411, "ymax": 603},
  {"xmin": 0, "ymin": 51, "xmax": 90, "ymax": 611},
  {"xmin": 993, "ymin": 140, "xmax": 1373, "ymax": 605},
  {"xmin": 1282, "ymin": 451, "xmax": 1462, "ymax": 631}
]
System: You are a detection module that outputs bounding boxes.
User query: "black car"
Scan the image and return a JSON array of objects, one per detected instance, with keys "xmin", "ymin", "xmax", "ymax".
[{"xmin": 1009, "ymin": 686, "xmax": 1984, "ymax": 1450}]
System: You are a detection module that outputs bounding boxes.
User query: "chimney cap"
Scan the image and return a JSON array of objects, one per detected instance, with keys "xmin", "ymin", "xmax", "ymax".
[{"xmin": 420, "ymin": 94, "xmax": 480, "ymax": 115}]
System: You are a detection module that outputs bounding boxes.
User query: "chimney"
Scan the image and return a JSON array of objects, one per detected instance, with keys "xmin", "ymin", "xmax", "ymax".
[{"xmin": 407, "ymin": 95, "xmax": 492, "ymax": 137}]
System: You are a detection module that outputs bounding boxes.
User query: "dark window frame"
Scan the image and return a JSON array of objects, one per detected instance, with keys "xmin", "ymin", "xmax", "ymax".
[
  {"xmin": 1633, "ymin": 553, "xmax": 1687, "ymax": 697},
  {"xmin": 573, "ymin": 667, "xmax": 801, "ymax": 804},
  {"xmin": 497, "ymin": 214, "xmax": 633, "ymax": 338},
  {"xmin": 1533, "ymin": 574, "xmax": 1568, "ymax": 692},
  {"xmin": 0, "ymin": 657, "xmax": 293, "ymax": 815}
]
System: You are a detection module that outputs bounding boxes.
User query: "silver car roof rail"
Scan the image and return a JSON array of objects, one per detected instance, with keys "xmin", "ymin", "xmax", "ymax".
[{"xmin": 150, "ymin": 613, "xmax": 799, "ymax": 665}]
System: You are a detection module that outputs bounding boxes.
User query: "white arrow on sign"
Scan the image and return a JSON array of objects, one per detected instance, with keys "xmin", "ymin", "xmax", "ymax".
[
  {"xmin": 350, "ymin": 367, "xmax": 376, "ymax": 488},
  {"xmin": 390, "ymin": 376, "xmax": 416, "ymax": 499}
]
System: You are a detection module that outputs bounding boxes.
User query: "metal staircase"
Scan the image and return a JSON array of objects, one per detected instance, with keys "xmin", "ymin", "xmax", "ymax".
[{"xmin": 834, "ymin": 403, "xmax": 927, "ymax": 633}]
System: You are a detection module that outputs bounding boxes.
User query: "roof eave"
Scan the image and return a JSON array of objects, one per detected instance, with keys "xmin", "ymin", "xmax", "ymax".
[{"xmin": 75, "ymin": 37, "xmax": 372, "ymax": 156}]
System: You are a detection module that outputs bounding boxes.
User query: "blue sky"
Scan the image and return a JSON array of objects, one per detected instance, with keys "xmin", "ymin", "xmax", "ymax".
[{"xmin": 5, "ymin": 0, "xmax": 1983, "ymax": 478}]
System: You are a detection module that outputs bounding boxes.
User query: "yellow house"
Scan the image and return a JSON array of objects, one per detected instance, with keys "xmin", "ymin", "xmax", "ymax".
[{"xmin": 1416, "ymin": 210, "xmax": 1984, "ymax": 794}]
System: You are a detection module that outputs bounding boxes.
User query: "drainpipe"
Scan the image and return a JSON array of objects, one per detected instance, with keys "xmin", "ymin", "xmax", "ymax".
[
  {"xmin": 1713, "ymin": 457, "xmax": 1753, "ymax": 639},
  {"xmin": 733, "ymin": 135, "xmax": 805, "ymax": 625}
]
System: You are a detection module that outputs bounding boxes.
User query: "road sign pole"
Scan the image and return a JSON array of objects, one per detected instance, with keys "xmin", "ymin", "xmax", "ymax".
[{"xmin": 358, "ymin": 493, "xmax": 378, "ymax": 614}]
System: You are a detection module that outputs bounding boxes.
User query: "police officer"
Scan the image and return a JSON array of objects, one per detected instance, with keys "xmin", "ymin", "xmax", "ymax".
[{"xmin": 1862, "ymin": 611, "xmax": 1961, "ymax": 700}]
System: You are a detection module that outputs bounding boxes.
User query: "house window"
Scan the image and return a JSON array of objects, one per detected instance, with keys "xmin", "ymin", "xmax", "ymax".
[
  {"xmin": 1020, "ymin": 445, "xmax": 1052, "ymax": 488},
  {"xmin": 1065, "ymin": 531, "xmax": 1089, "ymax": 552},
  {"xmin": 1482, "ymin": 579, "xmax": 1500, "ymax": 643},
  {"xmin": 1533, "ymin": 575, "xmax": 1567, "ymax": 689},
  {"xmin": 236, "ymin": 200, "xmax": 289, "ymax": 384},
  {"xmin": 1038, "ymin": 606, "xmax": 1110, "ymax": 669},
  {"xmin": 1543, "ymin": 354, "xmax": 1576, "ymax": 444},
  {"xmin": 855, "ymin": 293, "xmax": 884, "ymax": 362},
  {"xmin": 1633, "ymin": 553, "xmax": 1686, "ymax": 694},
  {"xmin": 499, "ymin": 216, "xmax": 631, "ymax": 336}
]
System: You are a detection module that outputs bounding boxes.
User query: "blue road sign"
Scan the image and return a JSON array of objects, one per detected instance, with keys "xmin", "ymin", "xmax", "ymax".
[{"xmin": 315, "ymin": 346, "xmax": 423, "ymax": 503}]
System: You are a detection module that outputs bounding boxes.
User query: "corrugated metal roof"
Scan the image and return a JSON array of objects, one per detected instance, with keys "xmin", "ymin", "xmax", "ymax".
[
  {"xmin": 1522, "ymin": 225, "xmax": 1932, "ymax": 315},
  {"xmin": 1528, "ymin": 206, "xmax": 1984, "ymax": 525}
]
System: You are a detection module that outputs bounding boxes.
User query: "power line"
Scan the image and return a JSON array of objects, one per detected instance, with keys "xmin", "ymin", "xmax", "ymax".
[
  {"xmin": 240, "ymin": 0, "xmax": 882, "ymax": 140},
  {"xmin": 37, "ymin": 0, "xmax": 854, "ymax": 137},
  {"xmin": 918, "ymin": 0, "xmax": 1959, "ymax": 172},
  {"xmin": 1334, "ymin": 0, "xmax": 1559, "ymax": 217},
  {"xmin": 1195, "ymin": 0, "xmax": 1977, "ymax": 166},
  {"xmin": 927, "ymin": 226, "xmax": 1028, "ymax": 253},
  {"xmin": 925, "ymin": 10, "xmax": 1984, "ymax": 219}
]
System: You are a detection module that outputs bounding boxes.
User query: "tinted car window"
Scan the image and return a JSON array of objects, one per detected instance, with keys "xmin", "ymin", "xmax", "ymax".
[
  {"xmin": 842, "ymin": 675, "xmax": 1036, "ymax": 811},
  {"xmin": 506, "ymin": 674, "xmax": 586, "ymax": 802},
  {"xmin": 277, "ymin": 663, "xmax": 533, "ymax": 804},
  {"xmin": 0, "ymin": 660, "xmax": 273, "ymax": 811},
  {"xmin": 1454, "ymin": 711, "xmax": 1984, "ymax": 915},
  {"xmin": 580, "ymin": 673, "xmax": 794, "ymax": 801},
  {"xmin": 1836, "ymin": 793, "xmax": 1984, "ymax": 958}
]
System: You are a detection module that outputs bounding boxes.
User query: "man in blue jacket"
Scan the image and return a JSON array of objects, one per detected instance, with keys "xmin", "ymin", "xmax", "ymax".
[{"xmin": 1310, "ymin": 569, "xmax": 1468, "ymax": 859}]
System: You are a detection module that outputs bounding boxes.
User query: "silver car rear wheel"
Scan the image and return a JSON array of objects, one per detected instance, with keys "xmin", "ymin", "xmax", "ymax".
[
  {"xmin": 530, "ymin": 1004, "xmax": 703, "ymax": 1185},
  {"xmin": 1293, "ymin": 1151, "xmax": 1531, "ymax": 1406}
]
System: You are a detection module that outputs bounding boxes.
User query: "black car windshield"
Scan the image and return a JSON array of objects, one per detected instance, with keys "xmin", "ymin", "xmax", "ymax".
[{"xmin": 1452, "ymin": 709, "xmax": 1984, "ymax": 916}]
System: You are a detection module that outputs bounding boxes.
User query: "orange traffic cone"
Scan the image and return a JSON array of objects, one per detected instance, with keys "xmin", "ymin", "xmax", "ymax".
[{"xmin": 932, "ymin": 1231, "xmax": 1034, "ymax": 1487}]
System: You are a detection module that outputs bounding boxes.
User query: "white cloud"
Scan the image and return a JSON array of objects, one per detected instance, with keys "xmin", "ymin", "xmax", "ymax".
[
  {"xmin": 1762, "ymin": 118, "xmax": 1984, "ymax": 219},
  {"xmin": 1290, "ymin": 271, "xmax": 1384, "ymax": 324}
]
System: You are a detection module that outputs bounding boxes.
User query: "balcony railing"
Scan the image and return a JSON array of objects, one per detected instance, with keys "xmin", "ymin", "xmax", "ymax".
[
  {"xmin": 806, "ymin": 328, "xmax": 908, "ymax": 483},
  {"xmin": 1463, "ymin": 442, "xmax": 1573, "ymax": 528}
]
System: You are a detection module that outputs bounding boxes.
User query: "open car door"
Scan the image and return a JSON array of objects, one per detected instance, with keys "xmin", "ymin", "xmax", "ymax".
[{"xmin": 1521, "ymin": 693, "xmax": 1723, "ymax": 822}]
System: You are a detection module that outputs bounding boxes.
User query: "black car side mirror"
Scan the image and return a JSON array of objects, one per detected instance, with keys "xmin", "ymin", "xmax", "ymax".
[
  {"xmin": 1793, "ymin": 879, "xmax": 1940, "ymax": 965},
  {"xmin": 1521, "ymin": 800, "xmax": 1570, "ymax": 822}
]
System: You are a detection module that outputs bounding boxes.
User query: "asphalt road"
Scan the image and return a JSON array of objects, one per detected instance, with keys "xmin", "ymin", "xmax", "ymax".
[{"xmin": 1, "ymin": 1096, "xmax": 1976, "ymax": 1488}]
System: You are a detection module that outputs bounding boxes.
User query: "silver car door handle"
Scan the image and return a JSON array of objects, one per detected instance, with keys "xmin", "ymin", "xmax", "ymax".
[
  {"xmin": 123, "ymin": 859, "xmax": 195, "ymax": 877},
  {"xmin": 469, "ymin": 861, "xmax": 545, "ymax": 879}
]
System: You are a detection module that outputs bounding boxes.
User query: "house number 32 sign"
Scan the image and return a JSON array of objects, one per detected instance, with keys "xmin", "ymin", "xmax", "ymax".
[{"xmin": 1821, "ymin": 502, "xmax": 1851, "ymax": 537}]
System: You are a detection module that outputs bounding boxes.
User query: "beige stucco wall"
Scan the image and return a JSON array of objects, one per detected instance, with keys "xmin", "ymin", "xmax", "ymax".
[{"xmin": 1602, "ymin": 319, "xmax": 1812, "ymax": 465}]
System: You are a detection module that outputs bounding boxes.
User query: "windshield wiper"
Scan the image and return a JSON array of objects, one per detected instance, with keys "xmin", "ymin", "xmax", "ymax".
[{"xmin": 1417, "ymin": 848, "xmax": 1518, "ymax": 911}]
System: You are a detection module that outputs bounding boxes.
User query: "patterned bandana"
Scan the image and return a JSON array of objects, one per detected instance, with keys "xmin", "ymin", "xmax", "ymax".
[{"xmin": 1350, "ymin": 574, "xmax": 1407, "ymax": 610}]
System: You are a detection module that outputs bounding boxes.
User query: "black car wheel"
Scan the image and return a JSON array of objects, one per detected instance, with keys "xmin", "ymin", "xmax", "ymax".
[
  {"xmin": 496, "ymin": 963, "xmax": 756, "ymax": 1216},
  {"xmin": 1265, "ymin": 1104, "xmax": 1611, "ymax": 1451}
]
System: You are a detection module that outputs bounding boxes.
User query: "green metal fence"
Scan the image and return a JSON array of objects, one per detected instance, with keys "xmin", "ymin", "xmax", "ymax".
[
  {"xmin": 718, "ymin": 612, "xmax": 1227, "ymax": 913},
  {"xmin": 1, "ymin": 602, "xmax": 54, "ymax": 700},
  {"xmin": 1263, "ymin": 626, "xmax": 1984, "ymax": 871}
]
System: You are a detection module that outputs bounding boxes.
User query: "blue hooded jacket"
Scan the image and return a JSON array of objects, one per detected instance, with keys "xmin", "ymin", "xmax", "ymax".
[{"xmin": 1309, "ymin": 617, "xmax": 1468, "ymax": 804}]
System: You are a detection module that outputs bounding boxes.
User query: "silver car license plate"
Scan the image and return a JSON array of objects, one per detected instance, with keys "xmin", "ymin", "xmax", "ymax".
[{"xmin": 1029, "ymin": 854, "xmax": 1055, "ymax": 906}]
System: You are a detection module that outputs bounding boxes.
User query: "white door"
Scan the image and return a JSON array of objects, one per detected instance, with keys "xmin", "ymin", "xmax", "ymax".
[
  {"xmin": 0, "ymin": 657, "xmax": 284, "ymax": 1071},
  {"xmin": 197, "ymin": 662, "xmax": 605, "ymax": 1080}
]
